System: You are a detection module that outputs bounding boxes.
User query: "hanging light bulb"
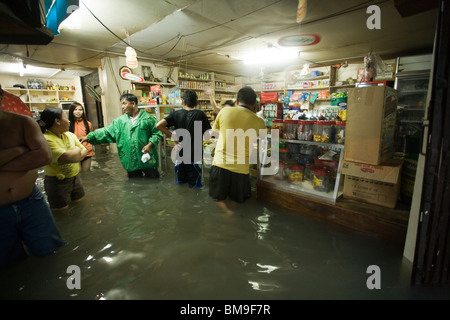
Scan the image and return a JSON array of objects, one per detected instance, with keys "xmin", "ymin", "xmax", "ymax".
[
  {"xmin": 242, "ymin": 45, "xmax": 298, "ymax": 65},
  {"xmin": 19, "ymin": 63, "xmax": 27, "ymax": 77},
  {"xmin": 125, "ymin": 46, "xmax": 138, "ymax": 69}
]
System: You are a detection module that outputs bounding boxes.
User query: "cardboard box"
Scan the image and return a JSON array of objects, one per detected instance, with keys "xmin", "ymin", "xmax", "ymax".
[
  {"xmin": 340, "ymin": 158, "xmax": 403, "ymax": 208},
  {"xmin": 344, "ymin": 86, "xmax": 398, "ymax": 165},
  {"xmin": 374, "ymin": 63, "xmax": 396, "ymax": 81}
]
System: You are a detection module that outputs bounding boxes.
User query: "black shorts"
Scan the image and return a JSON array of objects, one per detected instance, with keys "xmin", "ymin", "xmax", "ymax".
[
  {"xmin": 44, "ymin": 174, "xmax": 85, "ymax": 209},
  {"xmin": 209, "ymin": 165, "xmax": 251, "ymax": 203},
  {"xmin": 127, "ymin": 168, "xmax": 160, "ymax": 179}
]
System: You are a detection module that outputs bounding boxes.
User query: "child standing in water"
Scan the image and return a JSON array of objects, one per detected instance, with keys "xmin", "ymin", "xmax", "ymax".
[{"xmin": 69, "ymin": 102, "xmax": 95, "ymax": 172}]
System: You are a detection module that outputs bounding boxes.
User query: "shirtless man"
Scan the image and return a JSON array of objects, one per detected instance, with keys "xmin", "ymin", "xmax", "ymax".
[{"xmin": 0, "ymin": 89, "xmax": 66, "ymax": 267}]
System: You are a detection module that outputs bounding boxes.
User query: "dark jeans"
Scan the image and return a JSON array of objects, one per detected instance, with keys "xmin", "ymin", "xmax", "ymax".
[{"xmin": 0, "ymin": 185, "xmax": 66, "ymax": 267}]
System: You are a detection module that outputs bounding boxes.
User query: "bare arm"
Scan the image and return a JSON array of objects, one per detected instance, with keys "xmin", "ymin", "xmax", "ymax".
[
  {"xmin": 208, "ymin": 93, "xmax": 221, "ymax": 113},
  {"xmin": 0, "ymin": 117, "xmax": 51, "ymax": 171},
  {"xmin": 58, "ymin": 146, "xmax": 87, "ymax": 164},
  {"xmin": 0, "ymin": 146, "xmax": 28, "ymax": 167},
  {"xmin": 156, "ymin": 119, "xmax": 173, "ymax": 139},
  {"xmin": 141, "ymin": 142, "xmax": 154, "ymax": 154},
  {"xmin": 205, "ymin": 87, "xmax": 221, "ymax": 113}
]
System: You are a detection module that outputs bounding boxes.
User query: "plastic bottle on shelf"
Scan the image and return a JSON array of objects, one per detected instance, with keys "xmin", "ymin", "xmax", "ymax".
[
  {"xmin": 275, "ymin": 162, "xmax": 288, "ymax": 180},
  {"xmin": 320, "ymin": 121, "xmax": 333, "ymax": 143},
  {"xmin": 335, "ymin": 121, "xmax": 346, "ymax": 145},
  {"xmin": 283, "ymin": 119, "xmax": 297, "ymax": 140},
  {"xmin": 313, "ymin": 121, "xmax": 323, "ymax": 142},
  {"xmin": 297, "ymin": 120, "xmax": 314, "ymax": 141}
]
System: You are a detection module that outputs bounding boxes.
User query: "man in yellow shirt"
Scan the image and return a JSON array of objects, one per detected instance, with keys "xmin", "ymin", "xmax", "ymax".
[{"xmin": 209, "ymin": 86, "xmax": 266, "ymax": 214}]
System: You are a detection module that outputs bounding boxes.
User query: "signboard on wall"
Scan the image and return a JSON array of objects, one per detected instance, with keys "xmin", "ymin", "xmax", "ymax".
[{"xmin": 119, "ymin": 66, "xmax": 144, "ymax": 82}]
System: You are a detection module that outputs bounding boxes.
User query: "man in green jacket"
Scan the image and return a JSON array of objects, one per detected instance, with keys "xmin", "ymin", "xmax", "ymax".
[{"xmin": 81, "ymin": 93, "xmax": 162, "ymax": 178}]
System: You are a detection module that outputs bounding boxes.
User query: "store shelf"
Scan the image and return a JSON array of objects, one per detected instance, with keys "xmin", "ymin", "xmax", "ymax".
[
  {"xmin": 5, "ymin": 87, "xmax": 77, "ymax": 111},
  {"xmin": 179, "ymin": 76, "xmax": 211, "ymax": 82},
  {"xmin": 280, "ymin": 139, "xmax": 344, "ymax": 150},
  {"xmin": 131, "ymin": 80, "xmax": 176, "ymax": 86},
  {"xmin": 287, "ymin": 86, "xmax": 330, "ymax": 91},
  {"xmin": 138, "ymin": 104, "xmax": 183, "ymax": 121},
  {"xmin": 259, "ymin": 137, "xmax": 345, "ymax": 204},
  {"xmin": 399, "ymin": 89, "xmax": 428, "ymax": 94},
  {"xmin": 330, "ymin": 84, "xmax": 355, "ymax": 88},
  {"xmin": 260, "ymin": 175, "xmax": 343, "ymax": 204}
]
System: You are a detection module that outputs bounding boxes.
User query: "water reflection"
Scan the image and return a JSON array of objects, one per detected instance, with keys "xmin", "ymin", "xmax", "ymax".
[{"xmin": 0, "ymin": 152, "xmax": 442, "ymax": 300}]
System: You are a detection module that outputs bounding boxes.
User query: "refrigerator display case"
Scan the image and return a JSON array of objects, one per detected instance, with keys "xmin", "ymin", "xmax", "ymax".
[{"xmin": 394, "ymin": 70, "xmax": 430, "ymax": 155}]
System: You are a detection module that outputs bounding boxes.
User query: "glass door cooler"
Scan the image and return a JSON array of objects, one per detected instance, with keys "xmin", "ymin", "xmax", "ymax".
[{"xmin": 394, "ymin": 70, "xmax": 430, "ymax": 155}]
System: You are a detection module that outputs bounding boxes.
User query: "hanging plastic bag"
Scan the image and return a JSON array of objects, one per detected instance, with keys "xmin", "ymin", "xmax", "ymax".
[
  {"xmin": 364, "ymin": 50, "xmax": 386, "ymax": 81},
  {"xmin": 300, "ymin": 63, "xmax": 310, "ymax": 76}
]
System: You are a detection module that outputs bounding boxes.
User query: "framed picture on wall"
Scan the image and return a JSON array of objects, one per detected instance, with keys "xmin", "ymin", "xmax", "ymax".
[{"xmin": 142, "ymin": 66, "xmax": 152, "ymax": 81}]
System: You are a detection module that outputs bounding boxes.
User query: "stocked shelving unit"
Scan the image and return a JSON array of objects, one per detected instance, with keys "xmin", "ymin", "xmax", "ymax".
[
  {"xmin": 137, "ymin": 104, "xmax": 183, "ymax": 121},
  {"xmin": 178, "ymin": 76, "xmax": 212, "ymax": 101},
  {"xmin": 178, "ymin": 71, "xmax": 239, "ymax": 123},
  {"xmin": 285, "ymin": 66, "xmax": 335, "ymax": 109},
  {"xmin": 258, "ymin": 137, "xmax": 345, "ymax": 204},
  {"xmin": 5, "ymin": 87, "xmax": 76, "ymax": 110}
]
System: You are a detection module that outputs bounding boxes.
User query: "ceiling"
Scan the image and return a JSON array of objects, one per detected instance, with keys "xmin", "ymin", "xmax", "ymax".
[{"xmin": 0, "ymin": 0, "xmax": 440, "ymax": 79}]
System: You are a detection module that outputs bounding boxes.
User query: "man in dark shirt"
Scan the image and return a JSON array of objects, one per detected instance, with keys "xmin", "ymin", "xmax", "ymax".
[{"xmin": 156, "ymin": 90, "xmax": 211, "ymax": 188}]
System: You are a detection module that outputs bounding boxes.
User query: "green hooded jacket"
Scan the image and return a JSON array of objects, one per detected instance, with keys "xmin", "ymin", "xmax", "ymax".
[{"xmin": 87, "ymin": 110, "xmax": 162, "ymax": 171}]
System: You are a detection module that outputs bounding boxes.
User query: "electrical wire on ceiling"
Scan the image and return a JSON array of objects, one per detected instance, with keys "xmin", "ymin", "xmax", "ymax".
[
  {"xmin": 147, "ymin": 0, "xmax": 284, "ymax": 57},
  {"xmin": 177, "ymin": 0, "xmax": 389, "ymax": 59},
  {"xmin": 0, "ymin": 50, "xmax": 104, "ymax": 70},
  {"xmin": 1, "ymin": 0, "xmax": 393, "ymax": 75},
  {"xmin": 160, "ymin": 33, "xmax": 183, "ymax": 56},
  {"xmin": 81, "ymin": 0, "xmax": 130, "ymax": 48}
]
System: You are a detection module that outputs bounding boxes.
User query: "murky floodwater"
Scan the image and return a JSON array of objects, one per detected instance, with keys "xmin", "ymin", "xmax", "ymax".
[{"xmin": 1, "ymin": 151, "xmax": 448, "ymax": 300}]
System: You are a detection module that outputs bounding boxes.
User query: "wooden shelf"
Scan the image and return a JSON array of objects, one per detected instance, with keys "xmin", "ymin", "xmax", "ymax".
[
  {"xmin": 5, "ymin": 87, "xmax": 77, "ymax": 111},
  {"xmin": 178, "ymin": 77, "xmax": 210, "ymax": 82},
  {"xmin": 280, "ymin": 138, "xmax": 344, "ymax": 150},
  {"xmin": 132, "ymin": 81, "xmax": 176, "ymax": 86},
  {"xmin": 287, "ymin": 86, "xmax": 330, "ymax": 91}
]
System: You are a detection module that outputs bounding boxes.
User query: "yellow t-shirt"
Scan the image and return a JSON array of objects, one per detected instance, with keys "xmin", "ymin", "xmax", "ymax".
[
  {"xmin": 43, "ymin": 130, "xmax": 87, "ymax": 179},
  {"xmin": 212, "ymin": 106, "xmax": 266, "ymax": 174}
]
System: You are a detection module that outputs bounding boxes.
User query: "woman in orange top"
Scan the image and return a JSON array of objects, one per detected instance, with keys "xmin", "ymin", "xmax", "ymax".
[{"xmin": 68, "ymin": 102, "xmax": 95, "ymax": 172}]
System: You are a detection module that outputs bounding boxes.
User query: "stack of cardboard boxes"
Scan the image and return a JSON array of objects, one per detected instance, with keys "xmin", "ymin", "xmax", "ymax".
[{"xmin": 340, "ymin": 86, "xmax": 403, "ymax": 208}]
